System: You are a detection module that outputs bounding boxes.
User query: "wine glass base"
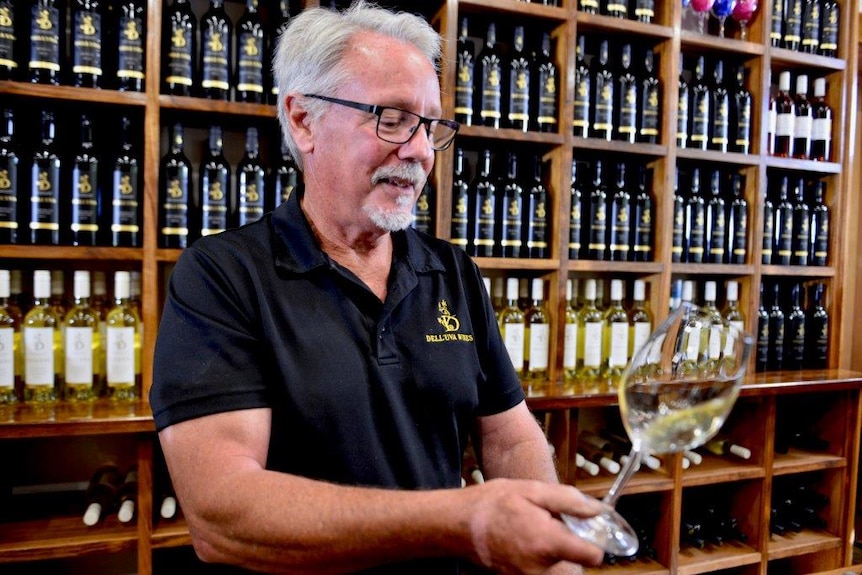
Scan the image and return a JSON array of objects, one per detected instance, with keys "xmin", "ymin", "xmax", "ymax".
[{"xmin": 561, "ymin": 505, "xmax": 639, "ymax": 557}]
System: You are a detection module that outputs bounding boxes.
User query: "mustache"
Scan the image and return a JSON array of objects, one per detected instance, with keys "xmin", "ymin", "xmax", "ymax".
[{"xmin": 371, "ymin": 163, "xmax": 428, "ymax": 189}]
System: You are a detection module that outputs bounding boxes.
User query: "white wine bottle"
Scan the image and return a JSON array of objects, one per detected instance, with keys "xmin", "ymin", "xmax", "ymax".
[
  {"xmin": 602, "ymin": 279, "xmax": 629, "ymax": 384},
  {"xmin": 628, "ymin": 279, "xmax": 653, "ymax": 360},
  {"xmin": 498, "ymin": 278, "xmax": 525, "ymax": 378},
  {"xmin": 0, "ymin": 269, "xmax": 19, "ymax": 404},
  {"xmin": 524, "ymin": 278, "xmax": 550, "ymax": 387},
  {"xmin": 577, "ymin": 278, "xmax": 603, "ymax": 384},
  {"xmin": 23, "ymin": 270, "xmax": 60, "ymax": 403},
  {"xmin": 64, "ymin": 270, "xmax": 99, "ymax": 401},
  {"xmin": 702, "ymin": 436, "xmax": 752, "ymax": 460},
  {"xmin": 562, "ymin": 279, "xmax": 578, "ymax": 389},
  {"xmin": 105, "ymin": 271, "xmax": 140, "ymax": 401}
]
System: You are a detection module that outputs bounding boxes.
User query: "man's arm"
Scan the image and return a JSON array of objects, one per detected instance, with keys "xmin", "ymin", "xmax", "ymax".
[{"xmin": 159, "ymin": 406, "xmax": 603, "ymax": 575}]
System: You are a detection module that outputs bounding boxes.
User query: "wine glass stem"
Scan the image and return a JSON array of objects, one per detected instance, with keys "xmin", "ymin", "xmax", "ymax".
[{"xmin": 603, "ymin": 450, "xmax": 643, "ymax": 508}]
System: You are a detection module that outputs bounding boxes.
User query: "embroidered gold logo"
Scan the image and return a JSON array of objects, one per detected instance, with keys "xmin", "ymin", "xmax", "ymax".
[
  {"xmin": 437, "ymin": 300, "xmax": 460, "ymax": 332},
  {"xmin": 427, "ymin": 300, "xmax": 474, "ymax": 343}
]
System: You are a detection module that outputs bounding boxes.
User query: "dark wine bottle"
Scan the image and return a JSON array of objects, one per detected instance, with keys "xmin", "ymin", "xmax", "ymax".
[
  {"xmin": 631, "ymin": 164, "xmax": 654, "ymax": 262},
  {"xmin": 684, "ymin": 168, "xmax": 705, "ymax": 263},
  {"xmin": 579, "ymin": 0, "xmax": 599, "ymax": 14},
  {"xmin": 615, "ymin": 43, "xmax": 637, "ymax": 144},
  {"xmin": 412, "ymin": 181, "xmax": 434, "ymax": 235},
  {"xmin": 800, "ymin": 0, "xmax": 821, "ymax": 53},
  {"xmin": 808, "ymin": 180, "xmax": 829, "ymax": 266},
  {"xmin": 30, "ymin": 110, "xmax": 60, "ymax": 245},
  {"xmin": 114, "ymin": 1, "xmax": 145, "ymax": 92},
  {"xmin": 783, "ymin": 282, "xmax": 806, "ymax": 370},
  {"xmin": 159, "ymin": 123, "xmax": 192, "ymax": 249},
  {"xmin": 790, "ymin": 178, "xmax": 810, "ymax": 266},
  {"xmin": 726, "ymin": 173, "xmax": 748, "ymax": 264},
  {"xmin": 705, "ymin": 169, "xmax": 726, "ymax": 264},
  {"xmin": 497, "ymin": 152, "xmax": 523, "ymax": 258},
  {"xmin": 638, "ymin": 48, "xmax": 660, "ymax": 144},
  {"xmin": 568, "ymin": 160, "xmax": 583, "ymax": 260},
  {"xmin": 755, "ymin": 282, "xmax": 769, "ymax": 372},
  {"xmin": 199, "ymin": 0, "xmax": 232, "ymax": 100},
  {"xmin": 532, "ymin": 31, "xmax": 558, "ymax": 133},
  {"xmin": 471, "ymin": 149, "xmax": 496, "ymax": 257},
  {"xmin": 235, "ymin": 0, "xmax": 264, "ymax": 104},
  {"xmin": 767, "ymin": 283, "xmax": 785, "ymax": 371},
  {"xmin": 70, "ymin": 114, "xmax": 100, "ymax": 246},
  {"xmin": 199, "ymin": 125, "xmax": 231, "ymax": 238},
  {"xmin": 818, "ymin": 1, "xmax": 839, "ymax": 57},
  {"xmin": 267, "ymin": 2, "xmax": 292, "ymax": 105},
  {"xmin": 453, "ymin": 17, "xmax": 475, "ymax": 126},
  {"xmin": 523, "ymin": 154, "xmax": 548, "ymax": 259},
  {"xmin": 116, "ymin": 468, "xmax": 138, "ymax": 524},
  {"xmin": 783, "ymin": 0, "xmax": 803, "ymax": 50},
  {"xmin": 708, "ymin": 59, "xmax": 729, "ymax": 153},
  {"xmin": 475, "ymin": 22, "xmax": 502, "ymax": 129},
  {"xmin": 608, "ymin": 162, "xmax": 631, "ymax": 262},
  {"xmin": 676, "ymin": 63, "xmax": 689, "ymax": 148},
  {"xmin": 110, "ymin": 116, "xmax": 141, "ymax": 247},
  {"xmin": 235, "ymin": 127, "xmax": 266, "ymax": 227},
  {"xmin": 773, "ymin": 176, "xmax": 794, "ymax": 265},
  {"xmin": 70, "ymin": 0, "xmax": 104, "ymax": 88},
  {"xmin": 731, "ymin": 65, "xmax": 752, "ymax": 154},
  {"xmin": 572, "ymin": 35, "xmax": 590, "ymax": 138},
  {"xmin": 506, "ymin": 26, "xmax": 530, "ymax": 132},
  {"xmin": 591, "ymin": 39, "xmax": 614, "ymax": 141},
  {"xmin": 805, "ymin": 282, "xmax": 829, "ymax": 368},
  {"xmin": 770, "ymin": 0, "xmax": 784, "ymax": 47},
  {"xmin": 449, "ymin": 147, "xmax": 470, "ymax": 251},
  {"xmin": 761, "ymin": 184, "xmax": 775, "ymax": 264},
  {"xmin": 272, "ymin": 137, "xmax": 299, "ymax": 210},
  {"xmin": 586, "ymin": 160, "xmax": 608, "ymax": 260},
  {"xmin": 0, "ymin": 108, "xmax": 18, "ymax": 244},
  {"xmin": 0, "ymin": 1, "xmax": 18, "ymax": 80},
  {"xmin": 634, "ymin": 0, "xmax": 655, "ymax": 22},
  {"xmin": 162, "ymin": 0, "xmax": 196, "ymax": 96},
  {"xmin": 602, "ymin": 0, "xmax": 628, "ymax": 18},
  {"xmin": 671, "ymin": 169, "xmax": 685, "ymax": 263},
  {"xmin": 27, "ymin": 0, "xmax": 62, "ymax": 85},
  {"xmin": 82, "ymin": 464, "xmax": 123, "ymax": 526},
  {"xmin": 689, "ymin": 55, "xmax": 710, "ymax": 151}
]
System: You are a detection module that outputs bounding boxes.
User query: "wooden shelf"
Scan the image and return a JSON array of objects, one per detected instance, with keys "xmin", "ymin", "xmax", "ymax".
[
  {"xmin": 0, "ymin": 515, "xmax": 138, "ymax": 563},
  {"xmin": 676, "ymin": 541, "xmax": 762, "ymax": 575},
  {"xmin": 0, "ymin": 401, "xmax": 154, "ymax": 439},
  {"xmin": 767, "ymin": 530, "xmax": 843, "ymax": 560}
]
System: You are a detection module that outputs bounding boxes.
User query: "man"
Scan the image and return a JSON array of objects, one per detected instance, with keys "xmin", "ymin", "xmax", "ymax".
[{"xmin": 150, "ymin": 2, "xmax": 604, "ymax": 573}]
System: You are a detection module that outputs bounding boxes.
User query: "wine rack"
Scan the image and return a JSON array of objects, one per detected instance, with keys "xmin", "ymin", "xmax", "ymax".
[{"xmin": 1, "ymin": 1, "xmax": 861, "ymax": 574}]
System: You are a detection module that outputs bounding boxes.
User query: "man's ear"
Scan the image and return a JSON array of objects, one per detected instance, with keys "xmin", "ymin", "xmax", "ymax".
[{"xmin": 286, "ymin": 94, "xmax": 314, "ymax": 153}]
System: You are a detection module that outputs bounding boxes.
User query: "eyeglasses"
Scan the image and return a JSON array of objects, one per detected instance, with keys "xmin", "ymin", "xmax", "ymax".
[{"xmin": 304, "ymin": 94, "xmax": 460, "ymax": 151}]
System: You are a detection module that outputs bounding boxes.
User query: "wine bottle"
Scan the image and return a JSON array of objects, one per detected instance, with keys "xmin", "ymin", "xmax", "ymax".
[
  {"xmin": 449, "ymin": 147, "xmax": 470, "ymax": 251},
  {"xmin": 578, "ymin": 439, "xmax": 621, "ymax": 475},
  {"xmin": 708, "ymin": 59, "xmax": 729, "ymax": 153},
  {"xmin": 23, "ymin": 270, "xmax": 59, "ymax": 403},
  {"xmin": 761, "ymin": 184, "xmax": 775, "ymax": 264},
  {"xmin": 671, "ymin": 170, "xmax": 685, "ymax": 263},
  {"xmin": 159, "ymin": 490, "xmax": 179, "ymax": 520},
  {"xmin": 591, "ymin": 39, "xmax": 614, "ymax": 141},
  {"xmin": 30, "ymin": 110, "xmax": 60, "ymax": 246},
  {"xmin": 599, "ymin": 429, "xmax": 661, "ymax": 470},
  {"xmin": 110, "ymin": 116, "xmax": 141, "ymax": 248},
  {"xmin": 638, "ymin": 48, "xmax": 660, "ymax": 144},
  {"xmin": 523, "ymin": 154, "xmax": 548, "ymax": 259},
  {"xmin": 576, "ymin": 452, "xmax": 600, "ymax": 476},
  {"xmin": 767, "ymin": 283, "xmax": 785, "ymax": 371},
  {"xmin": 199, "ymin": 0, "xmax": 232, "ymax": 100},
  {"xmin": 475, "ymin": 22, "xmax": 502, "ymax": 129},
  {"xmin": 50, "ymin": 270, "xmax": 67, "ymax": 322},
  {"xmin": 808, "ymin": 180, "xmax": 829, "ymax": 266},
  {"xmin": 683, "ymin": 167, "xmax": 705, "ymax": 264},
  {"xmin": 755, "ymin": 283, "xmax": 769, "ymax": 372},
  {"xmin": 0, "ymin": 1, "xmax": 17, "ymax": 81},
  {"xmin": 790, "ymin": 178, "xmax": 810, "ymax": 266},
  {"xmin": 498, "ymin": 152, "xmax": 523, "ymax": 258},
  {"xmin": 162, "ymin": 0, "xmax": 196, "ymax": 96},
  {"xmin": 705, "ymin": 169, "xmax": 727, "ymax": 264},
  {"xmin": 524, "ymin": 278, "xmax": 549, "ymax": 386},
  {"xmin": 689, "ymin": 55, "xmax": 710, "ymax": 151},
  {"xmin": 412, "ymin": 180, "xmax": 433, "ymax": 235},
  {"xmin": 572, "ymin": 35, "xmax": 590, "ymax": 138},
  {"xmin": 236, "ymin": 127, "xmax": 266, "ymax": 227},
  {"xmin": 105, "ymin": 270, "xmax": 140, "ymax": 401},
  {"xmin": 810, "ymin": 77, "xmax": 832, "ymax": 161},
  {"xmin": 471, "ymin": 149, "xmax": 495, "ymax": 257},
  {"xmin": 628, "ymin": 279, "xmax": 652, "ymax": 360},
  {"xmin": 82, "ymin": 464, "xmax": 122, "ymax": 526},
  {"xmin": 773, "ymin": 176, "xmax": 794, "ymax": 265},
  {"xmin": 723, "ymin": 281, "xmax": 745, "ymax": 335},
  {"xmin": 800, "ymin": 0, "xmax": 821, "ymax": 53},
  {"xmin": 70, "ymin": 114, "xmax": 100, "ymax": 247},
  {"xmin": 818, "ymin": 1, "xmax": 839, "ymax": 57},
  {"xmin": 116, "ymin": 467, "xmax": 138, "ymax": 523},
  {"xmin": 454, "ymin": 17, "xmax": 474, "ymax": 126},
  {"xmin": 631, "ymin": 165, "xmax": 654, "ymax": 262},
  {"xmin": 568, "ymin": 160, "xmax": 583, "ymax": 260},
  {"xmin": 805, "ymin": 282, "xmax": 828, "ymax": 368},
  {"xmin": 159, "ymin": 123, "xmax": 192, "ymax": 249},
  {"xmin": 506, "ymin": 26, "xmax": 530, "ymax": 132},
  {"xmin": 784, "ymin": 282, "xmax": 806, "ymax": 370},
  {"xmin": 608, "ymin": 162, "xmax": 631, "ymax": 262},
  {"xmin": 602, "ymin": 0, "xmax": 628, "ymax": 19},
  {"xmin": 602, "ymin": 279, "xmax": 629, "ymax": 383},
  {"xmin": 676, "ymin": 64, "xmax": 690, "ymax": 149},
  {"xmin": 585, "ymin": 160, "xmax": 608, "ymax": 260},
  {"xmin": 234, "ymin": 0, "xmax": 264, "ymax": 103},
  {"xmin": 0, "ymin": 108, "xmax": 18, "ymax": 244},
  {"xmin": 773, "ymin": 71, "xmax": 794, "ymax": 157},
  {"xmin": 199, "ymin": 125, "xmax": 231, "ymax": 238},
  {"xmin": 562, "ymin": 279, "xmax": 578, "ymax": 386},
  {"xmin": 770, "ymin": 0, "xmax": 784, "ymax": 46},
  {"xmin": 272, "ymin": 137, "xmax": 300, "ymax": 211},
  {"xmin": 532, "ymin": 31, "xmax": 557, "ymax": 133},
  {"xmin": 731, "ymin": 65, "xmax": 752, "ymax": 154},
  {"xmin": 615, "ymin": 43, "xmax": 637, "ymax": 144},
  {"xmin": 703, "ymin": 437, "xmax": 752, "ymax": 459},
  {"xmin": 577, "ymin": 278, "xmax": 603, "ymax": 382},
  {"xmin": 27, "ymin": 0, "xmax": 62, "ymax": 85},
  {"xmin": 498, "ymin": 277, "xmax": 525, "ymax": 378},
  {"xmin": 579, "ymin": 0, "xmax": 599, "ymax": 13},
  {"xmin": 113, "ymin": 1, "xmax": 145, "ymax": 91},
  {"xmin": 64, "ymin": 270, "xmax": 98, "ymax": 401},
  {"xmin": 726, "ymin": 173, "xmax": 748, "ymax": 264},
  {"xmin": 70, "ymin": 0, "xmax": 103, "ymax": 88},
  {"xmin": 783, "ymin": 0, "xmax": 803, "ymax": 51},
  {"xmin": 792, "ymin": 75, "xmax": 812, "ymax": 159},
  {"xmin": 0, "ymin": 269, "xmax": 19, "ymax": 403},
  {"xmin": 702, "ymin": 281, "xmax": 724, "ymax": 369}
]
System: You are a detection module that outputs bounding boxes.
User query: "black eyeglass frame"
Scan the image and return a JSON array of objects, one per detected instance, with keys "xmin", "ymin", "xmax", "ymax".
[{"xmin": 303, "ymin": 94, "xmax": 460, "ymax": 151}]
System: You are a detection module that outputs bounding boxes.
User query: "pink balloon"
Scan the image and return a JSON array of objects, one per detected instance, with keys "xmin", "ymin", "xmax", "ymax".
[
  {"xmin": 691, "ymin": 0, "xmax": 715, "ymax": 11},
  {"xmin": 731, "ymin": 0, "xmax": 757, "ymax": 21}
]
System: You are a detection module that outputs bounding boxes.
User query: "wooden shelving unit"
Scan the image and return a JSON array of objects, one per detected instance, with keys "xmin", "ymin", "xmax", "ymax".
[{"xmin": 0, "ymin": 1, "xmax": 860, "ymax": 573}]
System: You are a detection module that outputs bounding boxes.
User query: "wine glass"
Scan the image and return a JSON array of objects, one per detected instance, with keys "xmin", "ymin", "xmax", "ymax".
[
  {"xmin": 712, "ymin": 0, "xmax": 737, "ymax": 37},
  {"xmin": 562, "ymin": 301, "xmax": 754, "ymax": 556},
  {"xmin": 690, "ymin": 0, "xmax": 716, "ymax": 33},
  {"xmin": 731, "ymin": 0, "xmax": 759, "ymax": 40}
]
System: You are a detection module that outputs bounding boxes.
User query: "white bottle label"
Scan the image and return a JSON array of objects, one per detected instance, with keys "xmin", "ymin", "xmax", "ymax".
[
  {"xmin": 794, "ymin": 115, "xmax": 812, "ymax": 139},
  {"xmin": 65, "ymin": 326, "xmax": 94, "ymax": 385},
  {"xmin": 528, "ymin": 323, "xmax": 550, "ymax": 371},
  {"xmin": 708, "ymin": 325, "xmax": 723, "ymax": 359},
  {"xmin": 724, "ymin": 321, "xmax": 745, "ymax": 356},
  {"xmin": 685, "ymin": 326, "xmax": 702, "ymax": 362},
  {"xmin": 583, "ymin": 322, "xmax": 603, "ymax": 367},
  {"xmin": 0, "ymin": 328, "xmax": 13, "ymax": 388},
  {"xmin": 563, "ymin": 323, "xmax": 577, "ymax": 370},
  {"xmin": 502, "ymin": 323, "xmax": 525, "ymax": 372},
  {"xmin": 24, "ymin": 327, "xmax": 55, "ymax": 386},
  {"xmin": 775, "ymin": 112, "xmax": 794, "ymax": 137},
  {"xmin": 106, "ymin": 326, "xmax": 135, "ymax": 385},
  {"xmin": 812, "ymin": 118, "xmax": 832, "ymax": 141},
  {"xmin": 632, "ymin": 322, "xmax": 651, "ymax": 358},
  {"xmin": 609, "ymin": 323, "xmax": 628, "ymax": 367}
]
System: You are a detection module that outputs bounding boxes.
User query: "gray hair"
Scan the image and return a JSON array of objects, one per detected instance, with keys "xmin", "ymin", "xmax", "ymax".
[{"xmin": 272, "ymin": 1, "xmax": 442, "ymax": 171}]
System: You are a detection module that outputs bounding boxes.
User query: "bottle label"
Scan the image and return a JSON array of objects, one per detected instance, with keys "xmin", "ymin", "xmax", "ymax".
[
  {"xmin": 237, "ymin": 27, "xmax": 264, "ymax": 94},
  {"xmin": 162, "ymin": 167, "xmax": 190, "ymax": 238},
  {"xmin": 593, "ymin": 77, "xmax": 613, "ymax": 134},
  {"xmin": 563, "ymin": 323, "xmax": 577, "ymax": 369},
  {"xmin": 583, "ymin": 322, "xmax": 602, "ymax": 367},
  {"xmin": 794, "ymin": 115, "xmax": 812, "ymax": 139},
  {"xmin": 537, "ymin": 66, "xmax": 557, "ymax": 128},
  {"xmin": 237, "ymin": 171, "xmax": 266, "ymax": 226},
  {"xmin": 201, "ymin": 169, "xmax": 229, "ymax": 236},
  {"xmin": 0, "ymin": 4, "xmax": 16, "ymax": 71},
  {"xmin": 0, "ymin": 327, "xmax": 13, "ymax": 388},
  {"xmin": 118, "ymin": 15, "xmax": 145, "ymax": 80},
  {"xmin": 72, "ymin": 165, "xmax": 100, "ymax": 234},
  {"xmin": 65, "ymin": 326, "xmax": 94, "ymax": 385},
  {"xmin": 106, "ymin": 326, "xmax": 135, "ymax": 385},
  {"xmin": 201, "ymin": 20, "xmax": 231, "ymax": 90},
  {"xmin": 632, "ymin": 321, "xmax": 651, "ymax": 357},
  {"xmin": 528, "ymin": 323, "xmax": 549, "ymax": 371},
  {"xmin": 507, "ymin": 62, "xmax": 530, "ymax": 123},
  {"xmin": 608, "ymin": 322, "xmax": 628, "ymax": 367},
  {"xmin": 29, "ymin": 6, "xmax": 60, "ymax": 72},
  {"xmin": 72, "ymin": 10, "xmax": 103, "ymax": 76},
  {"xmin": 454, "ymin": 54, "xmax": 474, "ymax": 118},
  {"xmin": 618, "ymin": 84, "xmax": 638, "ymax": 136},
  {"xmin": 572, "ymin": 71, "xmax": 590, "ymax": 133},
  {"xmin": 502, "ymin": 323, "xmax": 525, "ymax": 372},
  {"xmin": 24, "ymin": 326, "xmax": 54, "ymax": 386},
  {"xmin": 166, "ymin": 16, "xmax": 194, "ymax": 86},
  {"xmin": 112, "ymin": 166, "xmax": 140, "ymax": 237},
  {"xmin": 676, "ymin": 89, "xmax": 688, "ymax": 145},
  {"xmin": 812, "ymin": 118, "xmax": 832, "ymax": 141},
  {"xmin": 640, "ymin": 85, "xmax": 660, "ymax": 137},
  {"xmin": 479, "ymin": 58, "xmax": 502, "ymax": 122},
  {"xmin": 450, "ymin": 188, "xmax": 469, "ymax": 247},
  {"xmin": 31, "ymin": 162, "xmax": 60, "ymax": 232}
]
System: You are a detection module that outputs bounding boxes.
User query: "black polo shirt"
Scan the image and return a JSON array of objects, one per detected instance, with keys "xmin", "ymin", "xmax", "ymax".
[{"xmin": 151, "ymin": 189, "xmax": 524, "ymax": 574}]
